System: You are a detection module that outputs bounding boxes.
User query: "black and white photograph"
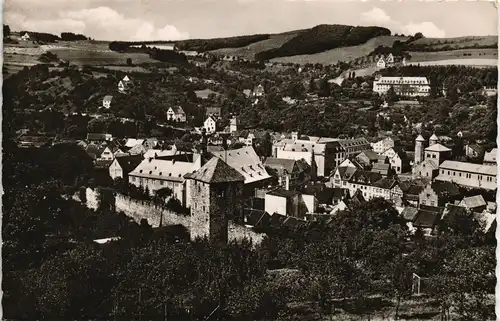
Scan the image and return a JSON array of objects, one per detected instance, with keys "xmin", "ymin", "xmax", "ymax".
[{"xmin": 2, "ymin": 0, "xmax": 498, "ymax": 320}]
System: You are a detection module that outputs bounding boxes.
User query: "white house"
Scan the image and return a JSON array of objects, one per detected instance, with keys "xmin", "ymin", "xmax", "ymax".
[
  {"xmin": 167, "ymin": 106, "xmax": 187, "ymax": 122},
  {"xmin": 377, "ymin": 57, "xmax": 386, "ymax": 68},
  {"xmin": 372, "ymin": 137, "xmax": 396, "ymax": 154},
  {"xmin": 204, "ymin": 116, "xmax": 217, "ymax": 134},
  {"xmin": 102, "ymin": 95, "xmax": 113, "ymax": 109},
  {"xmin": 21, "ymin": 33, "xmax": 30, "ymax": 41},
  {"xmin": 386, "ymin": 53, "xmax": 394, "ymax": 64},
  {"xmin": 118, "ymin": 75, "xmax": 132, "ymax": 93}
]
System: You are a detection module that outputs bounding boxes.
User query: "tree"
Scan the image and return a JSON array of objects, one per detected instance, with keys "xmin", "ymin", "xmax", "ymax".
[
  {"xmin": 308, "ymin": 78, "xmax": 316, "ymax": 93},
  {"xmin": 4, "ymin": 24, "xmax": 11, "ymax": 38},
  {"xmin": 317, "ymin": 78, "xmax": 331, "ymax": 97},
  {"xmin": 126, "ymin": 58, "xmax": 132, "ymax": 66}
]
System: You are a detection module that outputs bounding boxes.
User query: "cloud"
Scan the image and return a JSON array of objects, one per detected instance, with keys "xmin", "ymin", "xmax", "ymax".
[
  {"xmin": 360, "ymin": 7, "xmax": 446, "ymax": 38},
  {"xmin": 360, "ymin": 7, "xmax": 391, "ymax": 24},
  {"xmin": 5, "ymin": 6, "xmax": 189, "ymax": 41},
  {"xmin": 402, "ymin": 22, "xmax": 446, "ymax": 38}
]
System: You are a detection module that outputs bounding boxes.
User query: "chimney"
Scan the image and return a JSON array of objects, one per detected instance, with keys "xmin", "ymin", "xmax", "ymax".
[{"xmin": 285, "ymin": 175, "xmax": 290, "ymax": 191}]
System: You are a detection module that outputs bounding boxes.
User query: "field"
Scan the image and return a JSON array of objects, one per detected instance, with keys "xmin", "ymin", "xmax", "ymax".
[
  {"xmin": 210, "ymin": 31, "xmax": 302, "ymax": 60},
  {"xmin": 269, "ymin": 36, "xmax": 408, "ymax": 65},
  {"xmin": 408, "ymin": 48, "xmax": 497, "ymax": 63},
  {"xmin": 410, "ymin": 35, "xmax": 497, "ymax": 49},
  {"xmin": 48, "ymin": 48, "xmax": 157, "ymax": 65},
  {"xmin": 408, "ymin": 58, "xmax": 497, "ymax": 67}
]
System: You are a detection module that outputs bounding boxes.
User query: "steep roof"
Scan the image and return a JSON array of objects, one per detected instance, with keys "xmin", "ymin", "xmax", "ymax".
[
  {"xmin": 348, "ymin": 170, "xmax": 382, "ymax": 184},
  {"xmin": 439, "ymin": 160, "xmax": 497, "ymax": 176},
  {"xmin": 413, "ymin": 210, "xmax": 440, "ymax": 228},
  {"xmin": 358, "ymin": 150, "xmax": 379, "ymax": 161},
  {"xmin": 460, "ymin": 195, "xmax": 487, "ymax": 209},
  {"xmin": 425, "ymin": 143, "xmax": 451, "ymax": 152},
  {"xmin": 429, "ymin": 134, "xmax": 439, "ymax": 141},
  {"xmin": 372, "ymin": 177, "xmax": 397, "ymax": 189},
  {"xmin": 415, "ymin": 134, "xmax": 425, "ymax": 142},
  {"xmin": 184, "ymin": 157, "xmax": 244, "ymax": 183},
  {"xmin": 210, "ymin": 146, "xmax": 271, "ymax": 184},
  {"xmin": 316, "ymin": 188, "xmax": 347, "ymax": 204},
  {"xmin": 125, "ymin": 138, "xmax": 145, "ymax": 148},
  {"xmin": 115, "ymin": 155, "xmax": 144, "ymax": 174},
  {"xmin": 267, "ymin": 188, "xmax": 299, "ymax": 199},
  {"xmin": 264, "ymin": 157, "xmax": 296, "ymax": 174},
  {"xmin": 401, "ymin": 206, "xmax": 419, "ymax": 221},
  {"xmin": 483, "ymin": 148, "xmax": 497, "ymax": 163},
  {"xmin": 171, "ymin": 106, "xmax": 185, "ymax": 114},
  {"xmin": 103, "ymin": 95, "xmax": 113, "ymax": 102},
  {"xmin": 371, "ymin": 163, "xmax": 390, "ymax": 175},
  {"xmin": 86, "ymin": 145, "xmax": 106, "ymax": 159},
  {"xmin": 428, "ymin": 181, "xmax": 461, "ymax": 198}
]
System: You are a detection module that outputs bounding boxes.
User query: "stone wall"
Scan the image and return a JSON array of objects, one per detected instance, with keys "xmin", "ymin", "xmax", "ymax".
[{"xmin": 79, "ymin": 187, "xmax": 264, "ymax": 244}]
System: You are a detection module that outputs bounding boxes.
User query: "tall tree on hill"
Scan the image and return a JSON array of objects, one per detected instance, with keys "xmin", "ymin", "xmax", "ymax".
[
  {"xmin": 308, "ymin": 78, "xmax": 316, "ymax": 93},
  {"xmin": 3, "ymin": 24, "xmax": 11, "ymax": 38}
]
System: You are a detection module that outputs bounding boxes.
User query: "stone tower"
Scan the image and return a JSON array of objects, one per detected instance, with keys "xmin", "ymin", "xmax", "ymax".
[
  {"xmin": 415, "ymin": 134, "xmax": 425, "ymax": 165},
  {"xmin": 185, "ymin": 157, "xmax": 245, "ymax": 244},
  {"xmin": 429, "ymin": 133, "xmax": 439, "ymax": 146}
]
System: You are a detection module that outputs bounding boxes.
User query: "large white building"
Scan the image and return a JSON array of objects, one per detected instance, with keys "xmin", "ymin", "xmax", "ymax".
[
  {"xmin": 436, "ymin": 161, "xmax": 497, "ymax": 191},
  {"xmin": 373, "ymin": 76, "xmax": 431, "ymax": 97}
]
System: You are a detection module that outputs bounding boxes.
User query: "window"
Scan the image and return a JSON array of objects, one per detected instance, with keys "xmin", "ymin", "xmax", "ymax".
[
  {"xmin": 478, "ymin": 175, "xmax": 483, "ymax": 180},
  {"xmin": 430, "ymin": 201, "xmax": 435, "ymax": 206},
  {"xmin": 447, "ymin": 171, "xmax": 450, "ymax": 175},
  {"xmin": 441, "ymin": 170, "xmax": 444, "ymax": 174},
  {"xmin": 453, "ymin": 172, "xmax": 456, "ymax": 176},
  {"xmin": 432, "ymin": 154, "xmax": 436, "ymax": 159}
]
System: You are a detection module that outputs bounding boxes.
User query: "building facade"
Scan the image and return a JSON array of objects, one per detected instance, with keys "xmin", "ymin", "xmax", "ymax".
[
  {"xmin": 436, "ymin": 161, "xmax": 497, "ymax": 190},
  {"xmin": 373, "ymin": 76, "xmax": 431, "ymax": 97}
]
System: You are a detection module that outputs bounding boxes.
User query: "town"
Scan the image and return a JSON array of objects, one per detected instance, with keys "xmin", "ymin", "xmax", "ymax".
[{"xmin": 2, "ymin": 4, "xmax": 497, "ymax": 321}]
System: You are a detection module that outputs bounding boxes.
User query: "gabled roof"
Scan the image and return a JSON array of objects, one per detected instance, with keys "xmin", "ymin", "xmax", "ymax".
[
  {"xmin": 425, "ymin": 143, "xmax": 451, "ymax": 152},
  {"xmin": 86, "ymin": 144, "xmax": 106, "ymax": 159},
  {"xmin": 460, "ymin": 195, "xmax": 487, "ymax": 209},
  {"xmin": 358, "ymin": 150, "xmax": 379, "ymax": 161},
  {"xmin": 206, "ymin": 107, "xmax": 222, "ymax": 116},
  {"xmin": 427, "ymin": 181, "xmax": 461, "ymax": 198},
  {"xmin": 348, "ymin": 170, "xmax": 382, "ymax": 185},
  {"xmin": 114, "ymin": 155, "xmax": 143, "ymax": 174},
  {"xmin": 264, "ymin": 157, "xmax": 296, "ymax": 174},
  {"xmin": 316, "ymin": 188, "xmax": 348, "ymax": 204},
  {"xmin": 483, "ymin": 148, "xmax": 497, "ymax": 163},
  {"xmin": 103, "ymin": 95, "xmax": 113, "ymax": 102},
  {"xmin": 267, "ymin": 188, "xmax": 299, "ymax": 199},
  {"xmin": 87, "ymin": 133, "xmax": 110, "ymax": 141},
  {"xmin": 372, "ymin": 177, "xmax": 397, "ymax": 189},
  {"xmin": 345, "ymin": 190, "xmax": 366, "ymax": 209},
  {"xmin": 402, "ymin": 206, "xmax": 419, "ymax": 221},
  {"xmin": 413, "ymin": 210, "xmax": 440, "ymax": 229},
  {"xmin": 170, "ymin": 106, "xmax": 185, "ymax": 114},
  {"xmin": 210, "ymin": 146, "xmax": 271, "ymax": 184},
  {"xmin": 184, "ymin": 157, "xmax": 244, "ymax": 183},
  {"xmin": 125, "ymin": 138, "xmax": 145, "ymax": 148},
  {"xmin": 429, "ymin": 134, "xmax": 439, "ymax": 141},
  {"xmin": 371, "ymin": 162, "xmax": 390, "ymax": 172}
]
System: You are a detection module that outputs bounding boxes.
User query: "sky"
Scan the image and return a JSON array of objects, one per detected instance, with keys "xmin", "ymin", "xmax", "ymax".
[{"xmin": 3, "ymin": 0, "xmax": 498, "ymax": 41}]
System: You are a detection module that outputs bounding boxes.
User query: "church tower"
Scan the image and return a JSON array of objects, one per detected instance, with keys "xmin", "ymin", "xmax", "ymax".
[
  {"xmin": 429, "ymin": 133, "xmax": 439, "ymax": 146},
  {"xmin": 185, "ymin": 157, "xmax": 245, "ymax": 244},
  {"xmin": 414, "ymin": 134, "xmax": 425, "ymax": 164},
  {"xmin": 230, "ymin": 116, "xmax": 239, "ymax": 133}
]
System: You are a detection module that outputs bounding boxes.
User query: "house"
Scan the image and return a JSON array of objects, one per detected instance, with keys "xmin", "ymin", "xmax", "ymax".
[
  {"xmin": 346, "ymin": 170, "xmax": 383, "ymax": 200},
  {"xmin": 143, "ymin": 138, "xmax": 159, "ymax": 150},
  {"xmin": 373, "ymin": 76, "xmax": 431, "ymax": 97},
  {"xmin": 376, "ymin": 57, "xmax": 386, "ymax": 68},
  {"xmin": 210, "ymin": 146, "xmax": 272, "ymax": 196},
  {"xmin": 382, "ymin": 147, "xmax": 410, "ymax": 174},
  {"xmin": 411, "ymin": 206, "xmax": 442, "ymax": 236},
  {"xmin": 371, "ymin": 137, "xmax": 397, "ymax": 154},
  {"xmin": 109, "ymin": 155, "xmax": 143, "ymax": 181},
  {"xmin": 330, "ymin": 190, "xmax": 366, "ymax": 215},
  {"xmin": 329, "ymin": 166, "xmax": 358, "ymax": 188},
  {"xmin": 206, "ymin": 107, "xmax": 222, "ymax": 118},
  {"xmin": 87, "ymin": 133, "xmax": 112, "ymax": 143},
  {"xmin": 185, "ymin": 157, "xmax": 245, "ymax": 243},
  {"xmin": 371, "ymin": 178, "xmax": 403, "ymax": 206},
  {"xmin": 21, "ymin": 33, "xmax": 30, "ymax": 41},
  {"xmin": 371, "ymin": 162, "xmax": 391, "ymax": 177},
  {"xmin": 204, "ymin": 116, "xmax": 217, "ymax": 134},
  {"xmin": 118, "ymin": 75, "xmax": 132, "ymax": 93},
  {"xmin": 129, "ymin": 156, "xmax": 202, "ymax": 206},
  {"xmin": 465, "ymin": 144, "xmax": 484, "ymax": 159},
  {"xmin": 355, "ymin": 150, "xmax": 380, "ymax": 168},
  {"xmin": 418, "ymin": 181, "xmax": 461, "ymax": 207},
  {"xmin": 167, "ymin": 106, "xmax": 187, "ymax": 122},
  {"xmin": 483, "ymin": 148, "xmax": 497, "ymax": 165},
  {"xmin": 86, "ymin": 145, "xmax": 114, "ymax": 162},
  {"xmin": 265, "ymin": 189, "xmax": 302, "ymax": 218},
  {"xmin": 400, "ymin": 180, "xmax": 427, "ymax": 207},
  {"xmin": 436, "ymin": 160, "xmax": 497, "ymax": 190},
  {"xmin": 102, "ymin": 95, "xmax": 113, "ymax": 109},
  {"xmin": 459, "ymin": 195, "xmax": 487, "ymax": 212},
  {"xmin": 253, "ymin": 84, "xmax": 265, "ymax": 97},
  {"xmin": 242, "ymin": 89, "xmax": 252, "ymax": 98},
  {"xmin": 264, "ymin": 157, "xmax": 311, "ymax": 190}
]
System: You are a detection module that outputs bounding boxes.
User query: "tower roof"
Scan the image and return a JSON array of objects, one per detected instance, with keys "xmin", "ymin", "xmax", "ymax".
[
  {"xmin": 184, "ymin": 157, "xmax": 244, "ymax": 183},
  {"xmin": 429, "ymin": 134, "xmax": 439, "ymax": 141},
  {"xmin": 415, "ymin": 134, "xmax": 425, "ymax": 142}
]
